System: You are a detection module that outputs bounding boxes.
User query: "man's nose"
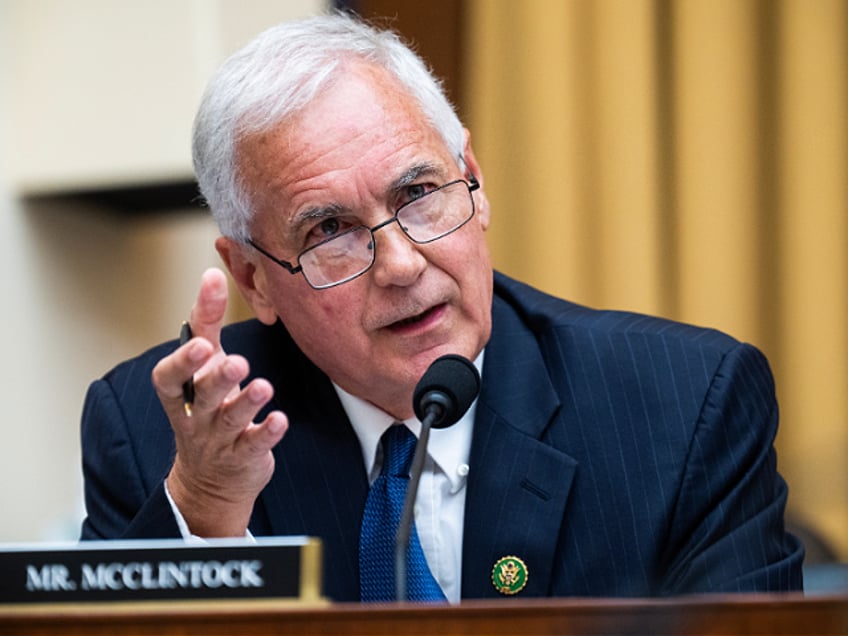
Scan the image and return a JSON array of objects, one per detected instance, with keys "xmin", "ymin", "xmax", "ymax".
[{"xmin": 369, "ymin": 220, "xmax": 427, "ymax": 287}]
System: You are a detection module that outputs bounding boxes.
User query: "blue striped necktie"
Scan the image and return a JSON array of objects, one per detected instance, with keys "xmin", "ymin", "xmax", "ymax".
[{"xmin": 359, "ymin": 424, "xmax": 446, "ymax": 602}]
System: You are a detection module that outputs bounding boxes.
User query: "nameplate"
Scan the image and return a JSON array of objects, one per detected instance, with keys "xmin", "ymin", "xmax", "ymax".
[{"xmin": 0, "ymin": 537, "xmax": 322, "ymax": 605}]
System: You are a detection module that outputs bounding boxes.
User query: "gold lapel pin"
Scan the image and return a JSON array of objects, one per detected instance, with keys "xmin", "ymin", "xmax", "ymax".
[{"xmin": 491, "ymin": 555, "xmax": 528, "ymax": 595}]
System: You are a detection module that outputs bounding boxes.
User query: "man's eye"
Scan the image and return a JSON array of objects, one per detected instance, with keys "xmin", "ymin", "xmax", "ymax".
[
  {"xmin": 408, "ymin": 184, "xmax": 427, "ymax": 200},
  {"xmin": 318, "ymin": 218, "xmax": 340, "ymax": 236},
  {"xmin": 305, "ymin": 217, "xmax": 342, "ymax": 246},
  {"xmin": 404, "ymin": 183, "xmax": 430, "ymax": 202}
]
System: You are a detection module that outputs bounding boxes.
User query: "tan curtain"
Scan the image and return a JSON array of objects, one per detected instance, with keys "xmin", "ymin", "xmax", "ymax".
[{"xmin": 465, "ymin": 0, "xmax": 848, "ymax": 557}]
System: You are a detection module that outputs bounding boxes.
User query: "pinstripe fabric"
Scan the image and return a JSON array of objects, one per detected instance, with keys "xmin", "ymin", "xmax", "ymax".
[
  {"xmin": 80, "ymin": 271, "xmax": 803, "ymax": 602},
  {"xmin": 461, "ymin": 274, "xmax": 802, "ymax": 597}
]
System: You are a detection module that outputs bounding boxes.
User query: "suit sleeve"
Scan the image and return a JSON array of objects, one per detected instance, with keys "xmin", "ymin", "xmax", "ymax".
[
  {"xmin": 660, "ymin": 342, "xmax": 804, "ymax": 592},
  {"xmin": 79, "ymin": 376, "xmax": 181, "ymax": 541}
]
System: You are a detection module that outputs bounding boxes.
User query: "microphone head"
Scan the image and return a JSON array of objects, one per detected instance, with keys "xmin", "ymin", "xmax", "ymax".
[{"xmin": 413, "ymin": 354, "xmax": 481, "ymax": 429}]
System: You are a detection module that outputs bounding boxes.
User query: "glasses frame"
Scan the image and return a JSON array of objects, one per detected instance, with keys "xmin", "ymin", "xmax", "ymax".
[{"xmin": 248, "ymin": 176, "xmax": 480, "ymax": 290}]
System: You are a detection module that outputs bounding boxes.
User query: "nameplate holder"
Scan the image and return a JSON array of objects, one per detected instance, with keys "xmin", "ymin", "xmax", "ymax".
[{"xmin": 0, "ymin": 537, "xmax": 322, "ymax": 605}]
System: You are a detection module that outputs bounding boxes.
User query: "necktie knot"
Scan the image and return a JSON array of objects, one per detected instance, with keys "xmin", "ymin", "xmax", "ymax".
[{"xmin": 382, "ymin": 424, "xmax": 416, "ymax": 477}]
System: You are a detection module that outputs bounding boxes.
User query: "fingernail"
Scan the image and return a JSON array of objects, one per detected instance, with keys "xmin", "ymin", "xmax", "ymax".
[
  {"xmin": 188, "ymin": 341, "xmax": 206, "ymax": 362},
  {"xmin": 247, "ymin": 382, "xmax": 266, "ymax": 402},
  {"xmin": 223, "ymin": 358, "xmax": 245, "ymax": 381},
  {"xmin": 267, "ymin": 416, "xmax": 286, "ymax": 436}
]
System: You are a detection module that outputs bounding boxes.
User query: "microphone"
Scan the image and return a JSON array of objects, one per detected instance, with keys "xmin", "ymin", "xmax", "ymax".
[{"xmin": 395, "ymin": 354, "xmax": 481, "ymax": 601}]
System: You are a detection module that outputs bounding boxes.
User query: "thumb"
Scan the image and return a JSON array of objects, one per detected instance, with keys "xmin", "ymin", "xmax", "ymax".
[{"xmin": 188, "ymin": 268, "xmax": 229, "ymax": 350}]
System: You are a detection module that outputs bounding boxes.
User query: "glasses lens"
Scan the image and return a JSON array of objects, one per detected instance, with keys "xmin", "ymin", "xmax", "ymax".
[
  {"xmin": 293, "ymin": 180, "xmax": 474, "ymax": 289},
  {"xmin": 398, "ymin": 181, "xmax": 474, "ymax": 243},
  {"xmin": 299, "ymin": 226, "xmax": 375, "ymax": 288}
]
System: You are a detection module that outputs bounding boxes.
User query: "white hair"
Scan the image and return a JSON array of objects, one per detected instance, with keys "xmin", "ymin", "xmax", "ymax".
[{"xmin": 192, "ymin": 12, "xmax": 466, "ymax": 240}]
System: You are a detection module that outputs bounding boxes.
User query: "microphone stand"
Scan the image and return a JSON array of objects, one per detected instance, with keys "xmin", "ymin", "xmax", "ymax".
[{"xmin": 394, "ymin": 407, "xmax": 440, "ymax": 602}]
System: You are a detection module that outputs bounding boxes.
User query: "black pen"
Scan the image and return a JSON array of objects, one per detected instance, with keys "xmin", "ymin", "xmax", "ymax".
[{"xmin": 180, "ymin": 321, "xmax": 195, "ymax": 416}]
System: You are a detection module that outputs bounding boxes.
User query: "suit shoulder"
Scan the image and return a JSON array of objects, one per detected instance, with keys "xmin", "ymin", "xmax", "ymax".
[{"xmin": 493, "ymin": 271, "xmax": 742, "ymax": 356}]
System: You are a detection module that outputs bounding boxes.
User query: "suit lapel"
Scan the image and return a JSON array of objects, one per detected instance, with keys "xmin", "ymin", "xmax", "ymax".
[{"xmin": 462, "ymin": 294, "xmax": 578, "ymax": 598}]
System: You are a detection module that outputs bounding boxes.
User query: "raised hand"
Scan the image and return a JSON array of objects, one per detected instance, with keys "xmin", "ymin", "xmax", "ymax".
[{"xmin": 152, "ymin": 268, "xmax": 288, "ymax": 537}]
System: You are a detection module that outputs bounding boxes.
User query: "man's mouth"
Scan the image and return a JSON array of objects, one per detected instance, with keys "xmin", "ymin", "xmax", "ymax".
[{"xmin": 387, "ymin": 304, "xmax": 444, "ymax": 331}]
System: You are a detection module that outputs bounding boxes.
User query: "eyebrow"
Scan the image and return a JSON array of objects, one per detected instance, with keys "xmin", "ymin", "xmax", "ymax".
[
  {"xmin": 390, "ymin": 162, "xmax": 444, "ymax": 193},
  {"xmin": 288, "ymin": 203, "xmax": 345, "ymax": 239},
  {"xmin": 287, "ymin": 162, "xmax": 447, "ymax": 237}
]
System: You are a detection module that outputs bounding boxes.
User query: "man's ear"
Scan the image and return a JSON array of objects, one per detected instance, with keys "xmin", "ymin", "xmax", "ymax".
[
  {"xmin": 462, "ymin": 129, "xmax": 491, "ymax": 231},
  {"xmin": 215, "ymin": 236, "xmax": 278, "ymax": 325}
]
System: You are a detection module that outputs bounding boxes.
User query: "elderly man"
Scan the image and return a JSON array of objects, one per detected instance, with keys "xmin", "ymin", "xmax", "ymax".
[{"xmin": 80, "ymin": 13, "xmax": 803, "ymax": 603}]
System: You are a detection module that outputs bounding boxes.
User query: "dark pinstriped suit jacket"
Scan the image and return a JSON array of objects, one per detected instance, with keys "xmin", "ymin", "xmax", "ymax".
[{"xmin": 80, "ymin": 271, "xmax": 803, "ymax": 601}]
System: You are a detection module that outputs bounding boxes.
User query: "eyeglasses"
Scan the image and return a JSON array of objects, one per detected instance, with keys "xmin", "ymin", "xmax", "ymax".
[{"xmin": 248, "ymin": 177, "xmax": 480, "ymax": 289}]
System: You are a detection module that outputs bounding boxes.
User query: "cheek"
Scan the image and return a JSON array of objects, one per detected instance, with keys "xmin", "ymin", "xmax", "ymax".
[
  {"xmin": 455, "ymin": 229, "xmax": 492, "ymax": 283},
  {"xmin": 459, "ymin": 235, "xmax": 493, "ymax": 315},
  {"xmin": 276, "ymin": 287, "xmax": 362, "ymax": 340}
]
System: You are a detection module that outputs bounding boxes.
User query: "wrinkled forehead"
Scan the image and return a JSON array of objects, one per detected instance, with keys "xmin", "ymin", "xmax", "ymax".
[
  {"xmin": 234, "ymin": 59, "xmax": 458, "ymax": 173},
  {"xmin": 234, "ymin": 64, "xmax": 460, "ymax": 233}
]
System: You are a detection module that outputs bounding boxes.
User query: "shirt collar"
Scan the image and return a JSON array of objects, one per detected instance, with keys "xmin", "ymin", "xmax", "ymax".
[{"xmin": 332, "ymin": 352, "xmax": 484, "ymax": 494}]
